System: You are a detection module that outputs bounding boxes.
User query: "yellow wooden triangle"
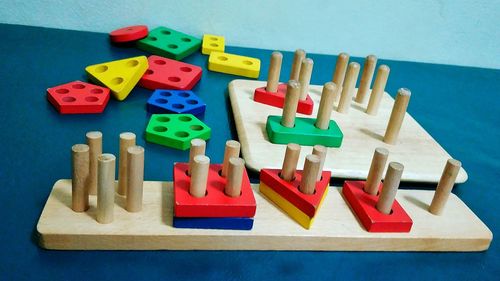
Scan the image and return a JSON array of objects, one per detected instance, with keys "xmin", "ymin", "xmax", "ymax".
[{"xmin": 85, "ymin": 56, "xmax": 148, "ymax": 101}]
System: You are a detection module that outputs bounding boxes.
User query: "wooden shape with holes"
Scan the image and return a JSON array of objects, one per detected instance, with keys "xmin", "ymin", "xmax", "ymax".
[
  {"xmin": 85, "ymin": 56, "xmax": 148, "ymax": 101},
  {"xmin": 140, "ymin": 55, "xmax": 202, "ymax": 90},
  {"xmin": 202, "ymin": 34, "xmax": 225, "ymax": 55},
  {"xmin": 342, "ymin": 180, "xmax": 413, "ymax": 232},
  {"xmin": 136, "ymin": 27, "xmax": 201, "ymax": 60},
  {"xmin": 46, "ymin": 81, "xmax": 110, "ymax": 114},
  {"xmin": 146, "ymin": 89, "xmax": 206, "ymax": 116},
  {"xmin": 254, "ymin": 83, "xmax": 314, "ymax": 115},
  {"xmin": 145, "ymin": 114, "xmax": 211, "ymax": 150},
  {"xmin": 109, "ymin": 25, "xmax": 148, "ymax": 43},
  {"xmin": 208, "ymin": 51, "xmax": 260, "ymax": 78}
]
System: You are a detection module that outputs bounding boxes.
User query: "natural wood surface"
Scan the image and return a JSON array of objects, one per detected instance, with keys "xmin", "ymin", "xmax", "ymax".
[
  {"xmin": 225, "ymin": 157, "xmax": 245, "ymax": 197},
  {"xmin": 355, "ymin": 55, "xmax": 377, "ymax": 103},
  {"xmin": 97, "ymin": 154, "xmax": 115, "ymax": 224},
  {"xmin": 266, "ymin": 51, "xmax": 283, "ymax": 92},
  {"xmin": 71, "ymin": 144, "xmax": 89, "ymax": 212},
  {"xmin": 332, "ymin": 52, "xmax": 349, "ymax": 89},
  {"xmin": 312, "ymin": 145, "xmax": 327, "ymax": 181},
  {"xmin": 364, "ymin": 147, "xmax": 389, "ymax": 195},
  {"xmin": 221, "ymin": 140, "xmax": 241, "ymax": 177},
  {"xmin": 281, "ymin": 143, "xmax": 301, "ymax": 181},
  {"xmin": 118, "ymin": 132, "xmax": 136, "ymax": 196},
  {"xmin": 315, "ymin": 82, "xmax": 337, "ymax": 130},
  {"xmin": 228, "ymin": 79, "xmax": 468, "ymax": 183},
  {"xmin": 376, "ymin": 162, "xmax": 404, "ymax": 214},
  {"xmin": 290, "ymin": 49, "xmax": 305, "ymax": 81},
  {"xmin": 298, "ymin": 155, "xmax": 320, "ymax": 194},
  {"xmin": 37, "ymin": 179, "xmax": 491, "ymax": 251},
  {"xmin": 298, "ymin": 58, "xmax": 313, "ymax": 100},
  {"xmin": 429, "ymin": 159, "xmax": 462, "ymax": 215},
  {"xmin": 126, "ymin": 146, "xmax": 145, "ymax": 212},
  {"xmin": 86, "ymin": 131, "xmax": 102, "ymax": 195},
  {"xmin": 366, "ymin": 65, "xmax": 390, "ymax": 115},
  {"xmin": 188, "ymin": 139, "xmax": 206, "ymax": 176},
  {"xmin": 281, "ymin": 80, "xmax": 300, "ymax": 128},
  {"xmin": 337, "ymin": 62, "xmax": 360, "ymax": 113},
  {"xmin": 189, "ymin": 155, "xmax": 210, "ymax": 198},
  {"xmin": 384, "ymin": 88, "xmax": 411, "ymax": 144}
]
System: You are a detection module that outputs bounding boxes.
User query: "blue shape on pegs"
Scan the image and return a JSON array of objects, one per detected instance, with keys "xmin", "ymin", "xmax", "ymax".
[
  {"xmin": 147, "ymin": 89, "xmax": 206, "ymax": 116},
  {"xmin": 173, "ymin": 217, "xmax": 254, "ymax": 230}
]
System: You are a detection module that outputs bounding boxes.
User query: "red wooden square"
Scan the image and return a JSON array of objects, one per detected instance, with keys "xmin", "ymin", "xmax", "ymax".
[
  {"xmin": 173, "ymin": 163, "xmax": 256, "ymax": 218},
  {"xmin": 253, "ymin": 83, "xmax": 314, "ymax": 115},
  {"xmin": 260, "ymin": 168, "xmax": 330, "ymax": 217},
  {"xmin": 342, "ymin": 181, "xmax": 413, "ymax": 232},
  {"xmin": 140, "ymin": 55, "xmax": 202, "ymax": 90},
  {"xmin": 46, "ymin": 81, "xmax": 110, "ymax": 114}
]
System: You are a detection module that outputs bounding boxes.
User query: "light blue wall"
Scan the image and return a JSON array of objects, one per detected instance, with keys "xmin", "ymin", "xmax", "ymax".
[{"xmin": 1, "ymin": 0, "xmax": 498, "ymax": 68}]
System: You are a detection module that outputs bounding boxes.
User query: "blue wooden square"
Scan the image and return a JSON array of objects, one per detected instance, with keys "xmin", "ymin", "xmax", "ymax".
[
  {"xmin": 173, "ymin": 217, "xmax": 254, "ymax": 230},
  {"xmin": 147, "ymin": 89, "xmax": 206, "ymax": 116}
]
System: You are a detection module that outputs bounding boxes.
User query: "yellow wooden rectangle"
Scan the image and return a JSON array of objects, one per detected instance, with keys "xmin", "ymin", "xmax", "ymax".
[
  {"xmin": 208, "ymin": 52, "xmax": 260, "ymax": 78},
  {"xmin": 202, "ymin": 34, "xmax": 225, "ymax": 55},
  {"xmin": 36, "ymin": 180, "xmax": 491, "ymax": 251},
  {"xmin": 228, "ymin": 79, "xmax": 468, "ymax": 183}
]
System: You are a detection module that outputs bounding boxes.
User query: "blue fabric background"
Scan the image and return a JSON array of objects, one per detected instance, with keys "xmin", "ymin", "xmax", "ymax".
[{"xmin": 0, "ymin": 24, "xmax": 498, "ymax": 280}]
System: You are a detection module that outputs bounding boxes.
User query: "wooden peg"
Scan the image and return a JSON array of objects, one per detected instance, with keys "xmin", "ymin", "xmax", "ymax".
[
  {"xmin": 290, "ymin": 49, "xmax": 306, "ymax": 81},
  {"xmin": 126, "ymin": 146, "xmax": 144, "ymax": 213},
  {"xmin": 281, "ymin": 80, "xmax": 301, "ymax": 128},
  {"xmin": 383, "ymin": 88, "xmax": 411, "ymax": 144},
  {"xmin": 337, "ymin": 62, "xmax": 360, "ymax": 113},
  {"xmin": 221, "ymin": 140, "xmax": 241, "ymax": 177},
  {"xmin": 376, "ymin": 162, "xmax": 404, "ymax": 214},
  {"xmin": 299, "ymin": 154, "xmax": 320, "ymax": 195},
  {"xmin": 364, "ymin": 147, "xmax": 389, "ymax": 195},
  {"xmin": 298, "ymin": 58, "xmax": 313, "ymax": 100},
  {"xmin": 71, "ymin": 144, "xmax": 89, "ymax": 212},
  {"xmin": 189, "ymin": 155, "xmax": 210, "ymax": 198},
  {"xmin": 188, "ymin": 138, "xmax": 206, "ymax": 176},
  {"xmin": 86, "ymin": 131, "xmax": 102, "ymax": 195},
  {"xmin": 225, "ymin": 157, "xmax": 245, "ymax": 197},
  {"xmin": 366, "ymin": 65, "xmax": 390, "ymax": 115},
  {"xmin": 315, "ymin": 82, "xmax": 337, "ymax": 130},
  {"xmin": 97, "ymin": 153, "xmax": 116, "ymax": 224},
  {"xmin": 429, "ymin": 159, "xmax": 462, "ymax": 215},
  {"xmin": 355, "ymin": 55, "xmax": 378, "ymax": 103},
  {"xmin": 332, "ymin": 52, "xmax": 350, "ymax": 88},
  {"xmin": 118, "ymin": 132, "xmax": 136, "ymax": 196},
  {"xmin": 266, "ymin": 51, "xmax": 283, "ymax": 93},
  {"xmin": 281, "ymin": 143, "xmax": 301, "ymax": 181},
  {"xmin": 312, "ymin": 145, "xmax": 327, "ymax": 181}
]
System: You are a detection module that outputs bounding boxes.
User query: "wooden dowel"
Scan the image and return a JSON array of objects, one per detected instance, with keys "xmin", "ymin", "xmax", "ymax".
[
  {"xmin": 280, "ymin": 143, "xmax": 301, "ymax": 181},
  {"xmin": 71, "ymin": 144, "xmax": 89, "ymax": 212},
  {"xmin": 366, "ymin": 65, "xmax": 390, "ymax": 115},
  {"xmin": 355, "ymin": 55, "xmax": 378, "ymax": 103},
  {"xmin": 126, "ymin": 146, "xmax": 144, "ymax": 213},
  {"xmin": 332, "ymin": 52, "xmax": 350, "ymax": 88},
  {"xmin": 312, "ymin": 145, "xmax": 327, "ymax": 181},
  {"xmin": 364, "ymin": 147, "xmax": 389, "ymax": 195},
  {"xmin": 86, "ymin": 131, "xmax": 102, "ymax": 196},
  {"xmin": 290, "ymin": 49, "xmax": 305, "ymax": 81},
  {"xmin": 337, "ymin": 62, "xmax": 360, "ymax": 113},
  {"xmin": 225, "ymin": 157, "xmax": 245, "ymax": 197},
  {"xmin": 97, "ymin": 153, "xmax": 116, "ymax": 224},
  {"xmin": 118, "ymin": 132, "xmax": 136, "ymax": 196},
  {"xmin": 266, "ymin": 51, "xmax": 283, "ymax": 92},
  {"xmin": 315, "ymin": 82, "xmax": 337, "ymax": 130},
  {"xmin": 376, "ymin": 162, "xmax": 404, "ymax": 214},
  {"xmin": 299, "ymin": 154, "xmax": 320, "ymax": 195},
  {"xmin": 281, "ymin": 80, "xmax": 300, "ymax": 128},
  {"xmin": 383, "ymin": 88, "xmax": 411, "ymax": 144},
  {"xmin": 221, "ymin": 140, "xmax": 240, "ymax": 177},
  {"xmin": 298, "ymin": 58, "xmax": 313, "ymax": 100},
  {"xmin": 188, "ymin": 139, "xmax": 206, "ymax": 176},
  {"xmin": 429, "ymin": 159, "xmax": 462, "ymax": 215},
  {"xmin": 189, "ymin": 155, "xmax": 210, "ymax": 198}
]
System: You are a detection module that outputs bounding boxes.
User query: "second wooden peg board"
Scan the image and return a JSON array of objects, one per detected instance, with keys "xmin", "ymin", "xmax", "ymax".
[
  {"xmin": 37, "ymin": 180, "xmax": 491, "ymax": 251},
  {"xmin": 228, "ymin": 79, "xmax": 468, "ymax": 183}
]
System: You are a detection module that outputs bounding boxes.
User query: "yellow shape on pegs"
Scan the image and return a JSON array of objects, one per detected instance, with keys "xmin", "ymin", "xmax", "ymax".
[
  {"xmin": 202, "ymin": 34, "xmax": 225, "ymax": 55},
  {"xmin": 208, "ymin": 51, "xmax": 260, "ymax": 78},
  {"xmin": 85, "ymin": 56, "xmax": 148, "ymax": 101}
]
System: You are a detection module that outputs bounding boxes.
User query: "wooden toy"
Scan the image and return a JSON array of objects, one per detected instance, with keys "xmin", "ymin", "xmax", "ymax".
[
  {"xmin": 136, "ymin": 27, "xmax": 201, "ymax": 60},
  {"xmin": 337, "ymin": 62, "xmax": 360, "ymax": 113},
  {"xmin": 202, "ymin": 34, "xmax": 225, "ymax": 55},
  {"xmin": 383, "ymin": 88, "xmax": 411, "ymax": 144},
  {"xmin": 253, "ymin": 51, "xmax": 314, "ymax": 114},
  {"xmin": 188, "ymin": 139, "xmax": 206, "ymax": 175},
  {"xmin": 139, "ymin": 55, "xmax": 202, "ymax": 90},
  {"xmin": 46, "ymin": 81, "xmax": 110, "ymax": 114},
  {"xmin": 71, "ymin": 144, "xmax": 89, "ymax": 212},
  {"xmin": 331, "ymin": 52, "xmax": 349, "ymax": 92},
  {"xmin": 126, "ymin": 146, "xmax": 145, "ymax": 212},
  {"xmin": 260, "ymin": 144, "xmax": 331, "ymax": 228},
  {"xmin": 429, "ymin": 159, "xmax": 461, "ymax": 215},
  {"xmin": 228, "ymin": 68, "xmax": 468, "ymax": 183},
  {"xmin": 85, "ymin": 56, "xmax": 148, "ymax": 101},
  {"xmin": 117, "ymin": 132, "xmax": 136, "ymax": 196},
  {"xmin": 265, "ymin": 81, "xmax": 343, "ymax": 147},
  {"xmin": 109, "ymin": 25, "xmax": 148, "ymax": 43},
  {"xmin": 355, "ymin": 55, "xmax": 378, "ymax": 103},
  {"xmin": 290, "ymin": 49, "xmax": 306, "ymax": 80},
  {"xmin": 97, "ymin": 154, "xmax": 115, "ymax": 224},
  {"xmin": 146, "ymin": 89, "xmax": 206, "ymax": 116},
  {"xmin": 145, "ymin": 114, "xmax": 211, "ymax": 150},
  {"xmin": 86, "ymin": 131, "xmax": 102, "ymax": 195},
  {"xmin": 208, "ymin": 51, "xmax": 260, "ymax": 78}
]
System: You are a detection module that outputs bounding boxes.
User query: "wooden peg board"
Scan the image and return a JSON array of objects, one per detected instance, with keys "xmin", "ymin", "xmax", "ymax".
[
  {"xmin": 228, "ymin": 79, "xmax": 468, "ymax": 183},
  {"xmin": 37, "ymin": 180, "xmax": 491, "ymax": 251}
]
